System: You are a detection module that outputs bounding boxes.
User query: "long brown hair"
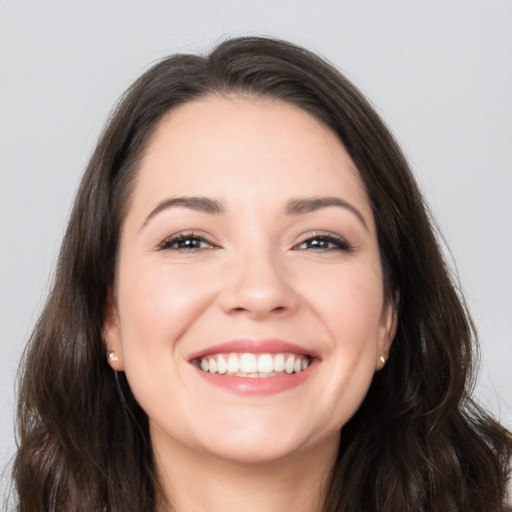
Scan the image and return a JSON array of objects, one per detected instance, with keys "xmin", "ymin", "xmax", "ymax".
[{"xmin": 13, "ymin": 36, "xmax": 511, "ymax": 511}]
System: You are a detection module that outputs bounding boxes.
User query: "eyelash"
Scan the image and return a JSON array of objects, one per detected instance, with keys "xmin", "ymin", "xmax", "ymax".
[
  {"xmin": 157, "ymin": 232, "xmax": 218, "ymax": 252},
  {"xmin": 157, "ymin": 231, "xmax": 352, "ymax": 253},
  {"xmin": 294, "ymin": 233, "xmax": 353, "ymax": 252}
]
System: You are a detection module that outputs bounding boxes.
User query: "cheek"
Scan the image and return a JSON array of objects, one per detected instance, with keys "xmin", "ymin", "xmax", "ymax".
[
  {"xmin": 301, "ymin": 259, "xmax": 385, "ymax": 340},
  {"xmin": 114, "ymin": 260, "xmax": 221, "ymax": 433},
  {"xmin": 116, "ymin": 259, "xmax": 218, "ymax": 363},
  {"xmin": 297, "ymin": 262, "xmax": 385, "ymax": 421}
]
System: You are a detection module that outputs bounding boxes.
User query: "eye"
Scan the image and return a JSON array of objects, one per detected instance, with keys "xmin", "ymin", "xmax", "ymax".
[
  {"xmin": 294, "ymin": 233, "xmax": 352, "ymax": 251},
  {"xmin": 157, "ymin": 232, "xmax": 218, "ymax": 252}
]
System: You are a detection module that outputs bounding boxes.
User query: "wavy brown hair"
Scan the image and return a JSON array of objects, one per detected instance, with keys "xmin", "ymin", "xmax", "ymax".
[{"xmin": 12, "ymin": 36, "xmax": 511, "ymax": 511}]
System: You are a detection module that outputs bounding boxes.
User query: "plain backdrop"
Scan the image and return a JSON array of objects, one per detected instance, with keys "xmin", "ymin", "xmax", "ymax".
[{"xmin": 1, "ymin": 0, "xmax": 511, "ymax": 498}]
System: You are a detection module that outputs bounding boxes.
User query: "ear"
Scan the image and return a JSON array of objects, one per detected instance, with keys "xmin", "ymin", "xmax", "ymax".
[
  {"xmin": 375, "ymin": 294, "xmax": 398, "ymax": 371},
  {"xmin": 103, "ymin": 288, "xmax": 124, "ymax": 371}
]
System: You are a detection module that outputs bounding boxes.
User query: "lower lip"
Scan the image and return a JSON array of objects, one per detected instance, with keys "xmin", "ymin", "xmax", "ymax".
[{"xmin": 193, "ymin": 360, "xmax": 318, "ymax": 396}]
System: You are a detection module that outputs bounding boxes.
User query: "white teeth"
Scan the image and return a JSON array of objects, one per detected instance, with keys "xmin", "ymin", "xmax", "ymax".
[
  {"xmin": 257, "ymin": 353, "xmax": 274, "ymax": 373},
  {"xmin": 274, "ymin": 353, "xmax": 285, "ymax": 372},
  {"xmin": 217, "ymin": 354, "xmax": 227, "ymax": 374},
  {"xmin": 239, "ymin": 353, "xmax": 257, "ymax": 373},
  {"xmin": 285, "ymin": 355, "xmax": 295, "ymax": 374},
  {"xmin": 227, "ymin": 354, "xmax": 239, "ymax": 373},
  {"xmin": 198, "ymin": 352, "xmax": 311, "ymax": 377}
]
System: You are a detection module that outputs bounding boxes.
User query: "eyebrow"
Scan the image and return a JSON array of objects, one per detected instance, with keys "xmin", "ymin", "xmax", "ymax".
[
  {"xmin": 142, "ymin": 196, "xmax": 224, "ymax": 229},
  {"xmin": 141, "ymin": 194, "xmax": 368, "ymax": 231},
  {"xmin": 286, "ymin": 196, "xmax": 369, "ymax": 230}
]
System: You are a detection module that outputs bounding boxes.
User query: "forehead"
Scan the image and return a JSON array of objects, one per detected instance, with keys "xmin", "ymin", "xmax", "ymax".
[{"xmin": 130, "ymin": 95, "xmax": 371, "ymax": 219}]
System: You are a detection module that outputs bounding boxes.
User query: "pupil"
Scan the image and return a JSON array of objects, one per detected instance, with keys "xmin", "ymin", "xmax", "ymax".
[
  {"xmin": 310, "ymin": 239, "xmax": 326, "ymax": 248},
  {"xmin": 181, "ymin": 238, "xmax": 198, "ymax": 248}
]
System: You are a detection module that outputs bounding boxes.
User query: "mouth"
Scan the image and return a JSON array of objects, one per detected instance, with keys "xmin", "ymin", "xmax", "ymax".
[
  {"xmin": 194, "ymin": 352, "xmax": 311, "ymax": 378},
  {"xmin": 188, "ymin": 339, "xmax": 318, "ymax": 395}
]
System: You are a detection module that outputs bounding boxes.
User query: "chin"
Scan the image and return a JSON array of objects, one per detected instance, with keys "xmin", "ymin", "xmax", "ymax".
[
  {"xmin": 203, "ymin": 437, "xmax": 305, "ymax": 465},
  {"xmin": 194, "ymin": 417, "xmax": 320, "ymax": 465}
]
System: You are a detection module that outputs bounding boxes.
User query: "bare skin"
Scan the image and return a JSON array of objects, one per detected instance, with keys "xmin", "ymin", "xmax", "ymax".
[
  {"xmin": 154, "ymin": 431, "xmax": 336, "ymax": 512},
  {"xmin": 104, "ymin": 96, "xmax": 395, "ymax": 511}
]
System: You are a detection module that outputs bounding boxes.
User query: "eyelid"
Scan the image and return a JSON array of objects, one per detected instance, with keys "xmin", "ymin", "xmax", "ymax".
[
  {"xmin": 155, "ymin": 230, "xmax": 352, "ymax": 252},
  {"xmin": 293, "ymin": 231, "xmax": 353, "ymax": 251},
  {"xmin": 155, "ymin": 230, "xmax": 220, "ymax": 251}
]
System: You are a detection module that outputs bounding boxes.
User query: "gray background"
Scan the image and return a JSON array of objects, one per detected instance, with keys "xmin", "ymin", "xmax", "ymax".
[{"xmin": 1, "ymin": 0, "xmax": 511, "ymax": 498}]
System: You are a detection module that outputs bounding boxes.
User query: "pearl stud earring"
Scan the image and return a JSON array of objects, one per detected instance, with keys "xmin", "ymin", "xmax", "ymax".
[
  {"xmin": 107, "ymin": 350, "xmax": 118, "ymax": 362},
  {"xmin": 379, "ymin": 356, "xmax": 386, "ymax": 365}
]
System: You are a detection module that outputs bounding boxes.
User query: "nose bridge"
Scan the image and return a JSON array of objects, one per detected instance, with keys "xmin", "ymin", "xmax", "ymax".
[{"xmin": 221, "ymin": 236, "xmax": 298, "ymax": 318}]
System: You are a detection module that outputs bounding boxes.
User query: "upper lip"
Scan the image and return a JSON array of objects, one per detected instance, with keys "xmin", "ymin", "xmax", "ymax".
[{"xmin": 187, "ymin": 339, "xmax": 319, "ymax": 361}]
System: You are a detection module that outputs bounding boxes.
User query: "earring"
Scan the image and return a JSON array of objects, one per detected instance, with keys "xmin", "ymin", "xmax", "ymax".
[
  {"xmin": 107, "ymin": 350, "xmax": 118, "ymax": 362},
  {"xmin": 379, "ymin": 356, "xmax": 386, "ymax": 365}
]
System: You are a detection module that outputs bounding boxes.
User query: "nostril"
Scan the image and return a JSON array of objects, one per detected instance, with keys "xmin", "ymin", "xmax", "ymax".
[
  {"xmin": 228, "ymin": 305, "xmax": 288, "ymax": 317},
  {"xmin": 220, "ymin": 272, "xmax": 300, "ymax": 318}
]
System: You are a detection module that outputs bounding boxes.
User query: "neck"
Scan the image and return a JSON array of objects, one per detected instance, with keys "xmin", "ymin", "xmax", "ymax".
[{"xmin": 153, "ymin": 432, "xmax": 338, "ymax": 512}]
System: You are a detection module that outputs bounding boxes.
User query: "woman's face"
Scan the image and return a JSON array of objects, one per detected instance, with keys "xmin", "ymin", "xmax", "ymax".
[{"xmin": 104, "ymin": 96, "xmax": 395, "ymax": 465}]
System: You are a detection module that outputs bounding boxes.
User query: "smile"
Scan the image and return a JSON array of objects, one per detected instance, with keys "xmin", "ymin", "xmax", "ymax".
[
  {"xmin": 196, "ymin": 352, "xmax": 311, "ymax": 377},
  {"xmin": 189, "ymin": 339, "xmax": 318, "ymax": 395}
]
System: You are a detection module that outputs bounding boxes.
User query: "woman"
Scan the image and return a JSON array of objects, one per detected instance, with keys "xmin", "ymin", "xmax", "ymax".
[{"xmin": 13, "ymin": 36, "xmax": 511, "ymax": 511}]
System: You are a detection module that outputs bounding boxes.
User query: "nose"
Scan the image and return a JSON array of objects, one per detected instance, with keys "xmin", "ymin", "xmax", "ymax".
[{"xmin": 219, "ymin": 247, "xmax": 299, "ymax": 320}]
